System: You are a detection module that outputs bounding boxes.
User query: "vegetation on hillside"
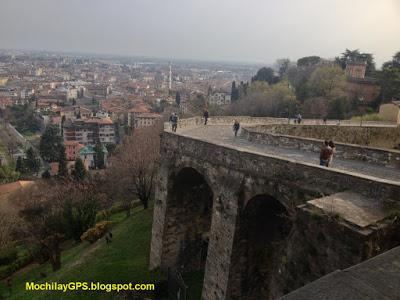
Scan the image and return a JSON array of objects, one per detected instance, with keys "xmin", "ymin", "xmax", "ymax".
[
  {"xmin": 0, "ymin": 207, "xmax": 165, "ymax": 300},
  {"xmin": 221, "ymin": 49, "xmax": 400, "ymax": 121},
  {"xmin": 2, "ymin": 105, "xmax": 40, "ymax": 135}
]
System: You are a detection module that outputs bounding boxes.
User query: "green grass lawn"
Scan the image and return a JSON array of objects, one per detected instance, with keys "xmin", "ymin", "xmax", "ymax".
[{"xmin": 0, "ymin": 207, "xmax": 164, "ymax": 300}]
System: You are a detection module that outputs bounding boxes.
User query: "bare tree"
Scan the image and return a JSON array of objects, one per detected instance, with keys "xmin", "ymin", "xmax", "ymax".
[
  {"xmin": 106, "ymin": 122, "xmax": 162, "ymax": 215},
  {"xmin": 15, "ymin": 180, "xmax": 67, "ymax": 271},
  {"xmin": 13, "ymin": 177, "xmax": 108, "ymax": 271}
]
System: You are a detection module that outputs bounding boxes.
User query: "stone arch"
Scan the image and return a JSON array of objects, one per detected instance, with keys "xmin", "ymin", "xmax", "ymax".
[
  {"xmin": 162, "ymin": 167, "xmax": 214, "ymax": 273},
  {"xmin": 240, "ymin": 176, "xmax": 298, "ymax": 210},
  {"xmin": 227, "ymin": 194, "xmax": 292, "ymax": 300}
]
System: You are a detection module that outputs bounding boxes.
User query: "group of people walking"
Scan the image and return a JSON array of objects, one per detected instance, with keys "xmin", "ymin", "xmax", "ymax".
[
  {"xmin": 319, "ymin": 140, "xmax": 336, "ymax": 167},
  {"xmin": 169, "ymin": 109, "xmax": 210, "ymax": 132},
  {"xmin": 169, "ymin": 110, "xmax": 242, "ymax": 138}
]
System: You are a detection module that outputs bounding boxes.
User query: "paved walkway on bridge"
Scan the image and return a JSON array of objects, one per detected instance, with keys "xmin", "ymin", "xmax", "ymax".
[{"xmin": 175, "ymin": 125, "xmax": 400, "ymax": 182}]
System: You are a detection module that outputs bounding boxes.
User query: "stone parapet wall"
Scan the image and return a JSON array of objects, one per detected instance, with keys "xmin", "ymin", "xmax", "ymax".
[
  {"xmin": 248, "ymin": 124, "xmax": 400, "ymax": 149},
  {"xmin": 161, "ymin": 132, "xmax": 400, "ymax": 202},
  {"xmin": 165, "ymin": 116, "xmax": 397, "ymax": 129},
  {"xmin": 241, "ymin": 126, "xmax": 400, "ymax": 168},
  {"xmin": 165, "ymin": 116, "xmax": 288, "ymax": 130}
]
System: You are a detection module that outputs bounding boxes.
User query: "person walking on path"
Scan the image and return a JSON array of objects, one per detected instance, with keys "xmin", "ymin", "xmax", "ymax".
[
  {"xmin": 297, "ymin": 113, "xmax": 303, "ymax": 124},
  {"xmin": 319, "ymin": 140, "xmax": 332, "ymax": 166},
  {"xmin": 233, "ymin": 120, "xmax": 240, "ymax": 137},
  {"xmin": 203, "ymin": 109, "xmax": 209, "ymax": 125},
  {"xmin": 171, "ymin": 113, "xmax": 178, "ymax": 132},
  {"xmin": 327, "ymin": 140, "xmax": 336, "ymax": 167},
  {"xmin": 169, "ymin": 113, "xmax": 174, "ymax": 130}
]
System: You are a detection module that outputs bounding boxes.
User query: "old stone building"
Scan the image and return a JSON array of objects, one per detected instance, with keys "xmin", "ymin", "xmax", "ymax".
[{"xmin": 345, "ymin": 61, "xmax": 381, "ymax": 103}]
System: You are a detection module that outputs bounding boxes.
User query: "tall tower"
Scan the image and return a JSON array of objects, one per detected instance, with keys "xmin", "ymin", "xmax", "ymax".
[{"xmin": 169, "ymin": 62, "xmax": 172, "ymax": 91}]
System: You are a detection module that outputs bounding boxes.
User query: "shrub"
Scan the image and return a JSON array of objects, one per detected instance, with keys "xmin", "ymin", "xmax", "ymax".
[
  {"xmin": 0, "ymin": 246, "xmax": 33, "ymax": 280},
  {"xmin": 351, "ymin": 113, "xmax": 383, "ymax": 122},
  {"xmin": 81, "ymin": 221, "xmax": 113, "ymax": 243},
  {"xmin": 0, "ymin": 247, "xmax": 18, "ymax": 265},
  {"xmin": 95, "ymin": 200, "xmax": 141, "ymax": 222},
  {"xmin": 0, "ymin": 264, "xmax": 13, "ymax": 279}
]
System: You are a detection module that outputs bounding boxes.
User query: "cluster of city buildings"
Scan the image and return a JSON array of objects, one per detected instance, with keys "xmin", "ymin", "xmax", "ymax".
[{"xmin": 0, "ymin": 51, "xmax": 256, "ymax": 172}]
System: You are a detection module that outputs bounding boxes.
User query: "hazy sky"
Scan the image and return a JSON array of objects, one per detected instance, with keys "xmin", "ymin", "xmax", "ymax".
[{"xmin": 0, "ymin": 0, "xmax": 399, "ymax": 66}]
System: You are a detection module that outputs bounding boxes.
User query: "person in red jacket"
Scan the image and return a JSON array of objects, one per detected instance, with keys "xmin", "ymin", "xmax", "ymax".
[{"xmin": 319, "ymin": 140, "xmax": 332, "ymax": 166}]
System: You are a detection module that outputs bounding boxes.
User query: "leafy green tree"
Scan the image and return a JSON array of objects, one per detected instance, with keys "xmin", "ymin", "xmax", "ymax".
[
  {"xmin": 7, "ymin": 105, "xmax": 40, "ymax": 134},
  {"xmin": 297, "ymin": 56, "xmax": 321, "ymax": 67},
  {"xmin": 306, "ymin": 65, "xmax": 349, "ymax": 118},
  {"xmin": 25, "ymin": 147, "xmax": 41, "ymax": 174},
  {"xmin": 335, "ymin": 49, "xmax": 375, "ymax": 76},
  {"xmin": 252, "ymin": 67, "xmax": 279, "ymax": 85},
  {"xmin": 229, "ymin": 81, "xmax": 298, "ymax": 117},
  {"xmin": 175, "ymin": 91, "xmax": 181, "ymax": 106},
  {"xmin": 94, "ymin": 143, "xmax": 105, "ymax": 169},
  {"xmin": 0, "ymin": 165, "xmax": 20, "ymax": 184},
  {"xmin": 15, "ymin": 157, "xmax": 25, "ymax": 173},
  {"xmin": 276, "ymin": 58, "xmax": 291, "ymax": 79},
  {"xmin": 328, "ymin": 97, "xmax": 350, "ymax": 119},
  {"xmin": 287, "ymin": 57, "xmax": 321, "ymax": 102},
  {"xmin": 106, "ymin": 144, "xmax": 116, "ymax": 155},
  {"xmin": 73, "ymin": 158, "xmax": 86, "ymax": 181},
  {"xmin": 307, "ymin": 65, "xmax": 347, "ymax": 99},
  {"xmin": 377, "ymin": 51, "xmax": 400, "ymax": 102},
  {"xmin": 39, "ymin": 125, "xmax": 64, "ymax": 162},
  {"xmin": 62, "ymin": 184, "xmax": 98, "ymax": 242}
]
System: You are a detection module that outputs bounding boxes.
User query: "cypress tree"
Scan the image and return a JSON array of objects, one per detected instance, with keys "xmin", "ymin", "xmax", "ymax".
[
  {"xmin": 175, "ymin": 91, "xmax": 181, "ymax": 106},
  {"xmin": 73, "ymin": 158, "xmax": 86, "ymax": 181},
  {"xmin": 94, "ymin": 143, "xmax": 105, "ymax": 169},
  {"xmin": 15, "ymin": 156, "xmax": 24, "ymax": 173},
  {"xmin": 58, "ymin": 146, "xmax": 68, "ymax": 177},
  {"xmin": 26, "ymin": 147, "xmax": 40, "ymax": 174}
]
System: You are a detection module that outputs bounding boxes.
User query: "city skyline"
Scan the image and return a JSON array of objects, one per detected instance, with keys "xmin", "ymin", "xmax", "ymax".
[{"xmin": 0, "ymin": 0, "xmax": 399, "ymax": 67}]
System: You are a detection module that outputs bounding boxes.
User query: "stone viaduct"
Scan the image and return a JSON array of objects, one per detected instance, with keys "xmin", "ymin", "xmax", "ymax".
[{"xmin": 150, "ymin": 117, "xmax": 400, "ymax": 299}]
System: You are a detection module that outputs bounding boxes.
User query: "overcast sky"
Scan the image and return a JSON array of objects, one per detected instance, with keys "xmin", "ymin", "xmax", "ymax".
[{"xmin": 0, "ymin": 0, "xmax": 399, "ymax": 66}]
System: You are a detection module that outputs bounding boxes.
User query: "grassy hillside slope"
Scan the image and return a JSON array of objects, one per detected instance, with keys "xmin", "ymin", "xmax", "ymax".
[{"xmin": 0, "ymin": 207, "xmax": 163, "ymax": 300}]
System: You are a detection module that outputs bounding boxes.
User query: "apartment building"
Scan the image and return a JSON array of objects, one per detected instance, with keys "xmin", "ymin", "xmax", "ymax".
[{"xmin": 63, "ymin": 117, "xmax": 115, "ymax": 145}]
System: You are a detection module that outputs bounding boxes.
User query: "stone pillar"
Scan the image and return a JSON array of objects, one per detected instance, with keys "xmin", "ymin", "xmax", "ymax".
[
  {"xmin": 201, "ymin": 189, "xmax": 240, "ymax": 300},
  {"xmin": 149, "ymin": 163, "xmax": 169, "ymax": 270}
]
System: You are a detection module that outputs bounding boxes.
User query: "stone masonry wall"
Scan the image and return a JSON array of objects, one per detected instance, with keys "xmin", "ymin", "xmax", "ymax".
[
  {"xmin": 241, "ymin": 126, "xmax": 400, "ymax": 168},
  {"xmin": 168, "ymin": 116, "xmax": 397, "ymax": 131},
  {"xmin": 251, "ymin": 124, "xmax": 400, "ymax": 149},
  {"xmin": 278, "ymin": 205, "xmax": 400, "ymax": 296},
  {"xmin": 151, "ymin": 130, "xmax": 400, "ymax": 299},
  {"xmin": 160, "ymin": 132, "xmax": 400, "ymax": 201}
]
